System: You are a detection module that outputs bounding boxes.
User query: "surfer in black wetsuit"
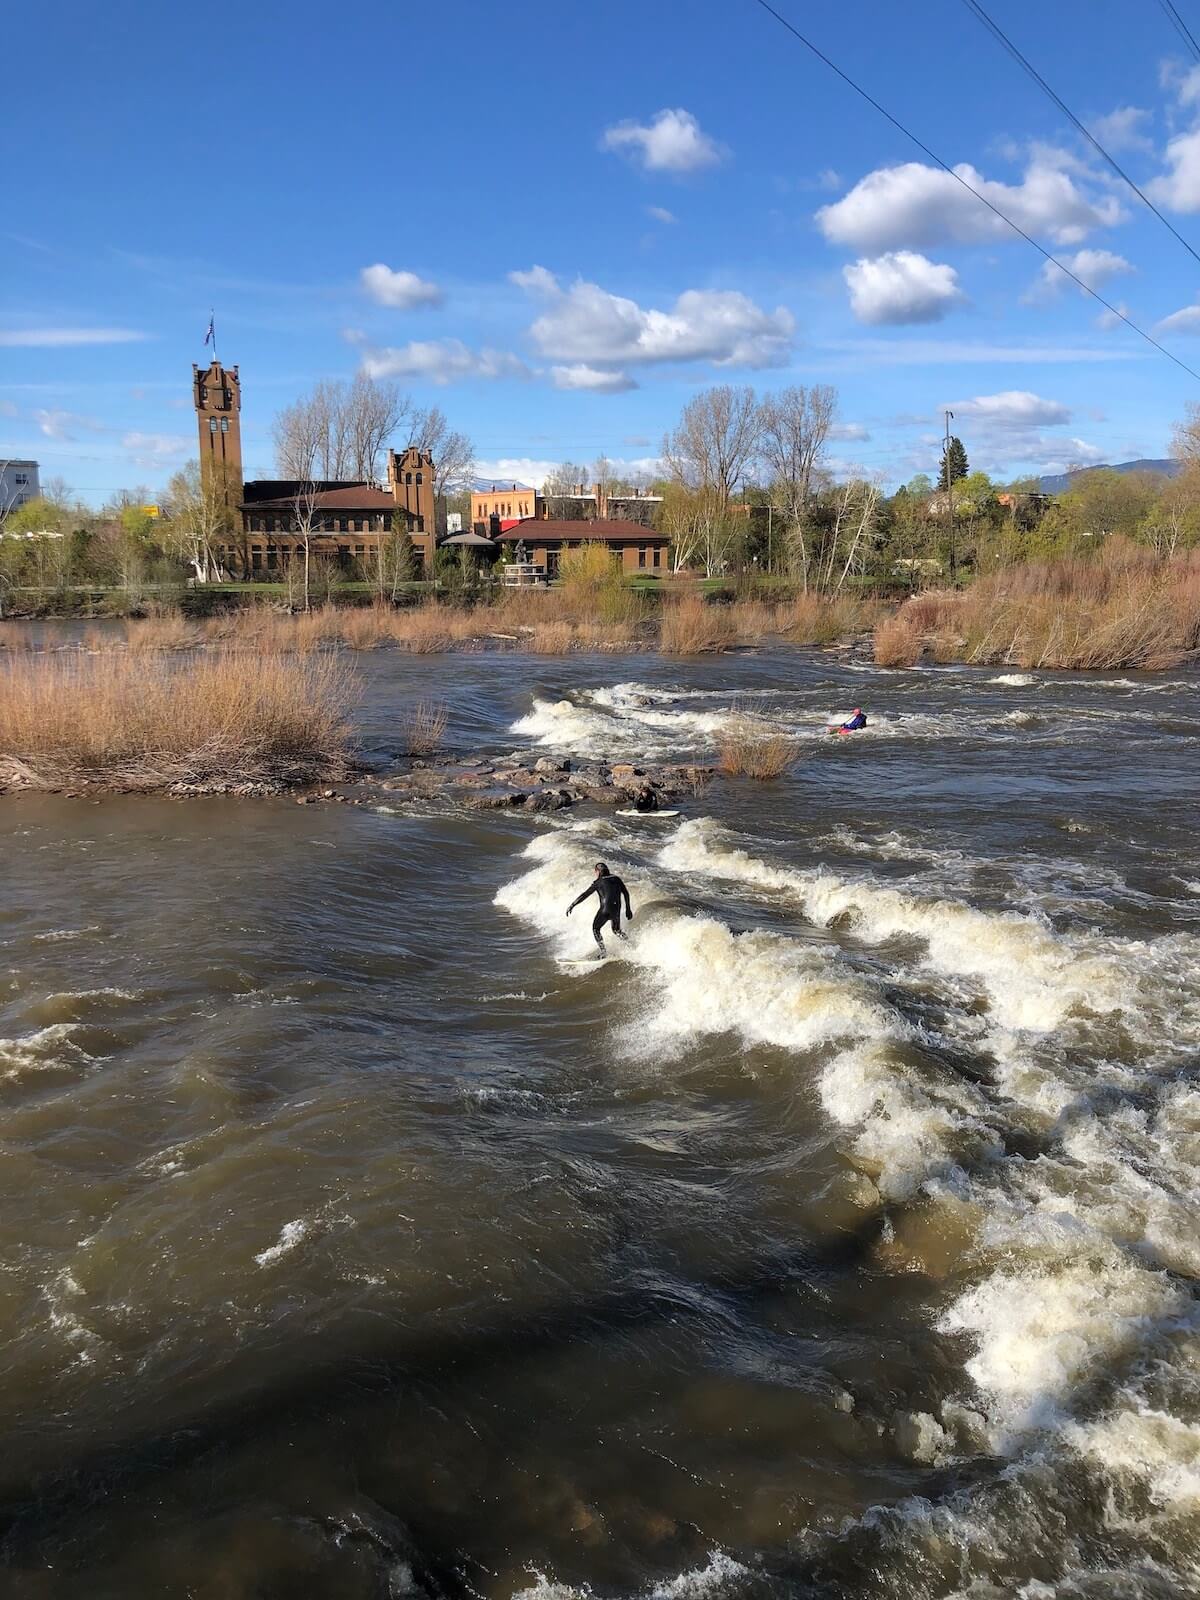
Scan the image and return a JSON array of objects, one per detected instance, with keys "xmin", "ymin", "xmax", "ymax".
[{"xmin": 567, "ymin": 862, "xmax": 633, "ymax": 953}]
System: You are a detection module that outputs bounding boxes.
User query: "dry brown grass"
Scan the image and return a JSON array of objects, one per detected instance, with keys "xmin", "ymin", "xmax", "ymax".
[
  {"xmin": 122, "ymin": 615, "xmax": 203, "ymax": 652},
  {"xmin": 0, "ymin": 649, "xmax": 355, "ymax": 791},
  {"xmin": 401, "ymin": 698, "xmax": 449, "ymax": 756},
  {"xmin": 716, "ymin": 707, "xmax": 800, "ymax": 779},
  {"xmin": 880, "ymin": 549, "xmax": 1200, "ymax": 670},
  {"xmin": 660, "ymin": 594, "xmax": 737, "ymax": 654},
  {"xmin": 873, "ymin": 611, "xmax": 925, "ymax": 667}
]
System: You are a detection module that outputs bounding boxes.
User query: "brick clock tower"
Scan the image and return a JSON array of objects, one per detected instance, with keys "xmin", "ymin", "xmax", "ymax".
[{"xmin": 193, "ymin": 360, "xmax": 243, "ymax": 507}]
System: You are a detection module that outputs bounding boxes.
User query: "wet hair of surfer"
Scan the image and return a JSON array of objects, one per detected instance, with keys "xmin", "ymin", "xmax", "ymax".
[{"xmin": 566, "ymin": 863, "xmax": 633, "ymax": 953}]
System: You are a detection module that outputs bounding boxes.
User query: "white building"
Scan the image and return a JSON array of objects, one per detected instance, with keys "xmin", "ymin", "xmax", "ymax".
[{"xmin": 1, "ymin": 460, "xmax": 40, "ymax": 519}]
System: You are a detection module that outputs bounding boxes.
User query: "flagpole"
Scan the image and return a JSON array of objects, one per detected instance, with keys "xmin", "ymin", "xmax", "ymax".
[{"xmin": 210, "ymin": 308, "xmax": 218, "ymax": 366}]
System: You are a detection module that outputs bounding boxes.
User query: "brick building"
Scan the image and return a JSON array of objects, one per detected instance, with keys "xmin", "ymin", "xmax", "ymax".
[
  {"xmin": 496, "ymin": 518, "xmax": 670, "ymax": 577},
  {"xmin": 471, "ymin": 481, "xmax": 661, "ymax": 534},
  {"xmin": 192, "ymin": 358, "xmax": 435, "ymax": 577}
]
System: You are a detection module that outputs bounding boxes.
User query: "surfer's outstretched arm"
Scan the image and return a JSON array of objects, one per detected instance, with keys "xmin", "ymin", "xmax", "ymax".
[
  {"xmin": 566, "ymin": 884, "xmax": 597, "ymax": 916},
  {"xmin": 621, "ymin": 880, "xmax": 633, "ymax": 920}
]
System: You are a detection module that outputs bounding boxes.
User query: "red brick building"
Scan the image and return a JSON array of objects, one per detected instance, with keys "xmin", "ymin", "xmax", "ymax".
[{"xmin": 497, "ymin": 518, "xmax": 670, "ymax": 576}]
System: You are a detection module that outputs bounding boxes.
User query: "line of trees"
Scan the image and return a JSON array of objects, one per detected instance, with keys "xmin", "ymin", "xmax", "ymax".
[{"xmin": 271, "ymin": 376, "xmax": 474, "ymax": 527}]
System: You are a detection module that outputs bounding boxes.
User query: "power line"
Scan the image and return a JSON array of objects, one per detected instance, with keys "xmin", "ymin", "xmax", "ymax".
[
  {"xmin": 961, "ymin": 0, "xmax": 1200, "ymax": 271},
  {"xmin": 1159, "ymin": 0, "xmax": 1200, "ymax": 63},
  {"xmin": 746, "ymin": 0, "xmax": 1200, "ymax": 385}
]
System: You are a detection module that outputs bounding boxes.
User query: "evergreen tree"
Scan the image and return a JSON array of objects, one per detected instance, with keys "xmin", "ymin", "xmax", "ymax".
[{"xmin": 938, "ymin": 436, "xmax": 969, "ymax": 489}]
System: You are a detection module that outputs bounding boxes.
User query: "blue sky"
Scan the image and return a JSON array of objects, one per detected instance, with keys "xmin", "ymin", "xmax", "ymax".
[{"xmin": 8, "ymin": 0, "xmax": 1200, "ymax": 503}]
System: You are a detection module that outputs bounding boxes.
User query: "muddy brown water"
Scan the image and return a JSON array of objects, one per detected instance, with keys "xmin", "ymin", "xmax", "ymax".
[{"xmin": 1, "ymin": 642, "xmax": 1198, "ymax": 1598}]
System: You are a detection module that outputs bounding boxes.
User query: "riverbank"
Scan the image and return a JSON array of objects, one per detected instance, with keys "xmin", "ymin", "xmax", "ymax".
[
  {"xmin": 874, "ymin": 547, "xmax": 1200, "ymax": 670},
  {"xmin": 0, "ymin": 591, "xmax": 879, "ymax": 657}
]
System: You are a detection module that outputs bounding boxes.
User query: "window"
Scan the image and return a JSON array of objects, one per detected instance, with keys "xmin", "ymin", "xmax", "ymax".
[
  {"xmin": 638, "ymin": 547, "xmax": 646, "ymax": 569},
  {"xmin": 210, "ymin": 418, "xmax": 217, "ymax": 433},
  {"xmin": 415, "ymin": 472, "xmax": 423, "ymax": 485},
  {"xmin": 14, "ymin": 474, "xmax": 27, "ymax": 486},
  {"xmin": 416, "ymin": 516, "xmax": 424, "ymax": 532},
  {"xmin": 652, "ymin": 547, "xmax": 662, "ymax": 568},
  {"xmin": 405, "ymin": 472, "xmax": 413, "ymax": 485},
  {"xmin": 221, "ymin": 418, "xmax": 229, "ymax": 433}
]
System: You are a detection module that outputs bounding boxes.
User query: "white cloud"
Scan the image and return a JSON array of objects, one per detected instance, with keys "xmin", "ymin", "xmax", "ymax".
[
  {"xmin": 843, "ymin": 251, "xmax": 965, "ymax": 325},
  {"xmin": 601, "ymin": 108, "xmax": 724, "ymax": 174},
  {"xmin": 359, "ymin": 263, "xmax": 443, "ymax": 309},
  {"xmin": 32, "ymin": 408, "xmax": 108, "ymax": 441},
  {"xmin": 121, "ymin": 431, "xmax": 190, "ymax": 463},
  {"xmin": 514, "ymin": 267, "xmax": 793, "ymax": 369},
  {"xmin": 646, "ymin": 205, "xmax": 677, "ymax": 224},
  {"xmin": 1022, "ymin": 248, "xmax": 1135, "ymax": 303},
  {"xmin": 817, "ymin": 167, "xmax": 842, "ymax": 190},
  {"xmin": 550, "ymin": 364, "xmax": 638, "ymax": 393},
  {"xmin": 1038, "ymin": 438, "xmax": 1107, "ymax": 471},
  {"xmin": 1096, "ymin": 300, "xmax": 1131, "ymax": 331},
  {"xmin": 0, "ymin": 327, "xmax": 148, "ymax": 347},
  {"xmin": 1156, "ymin": 300, "xmax": 1200, "ymax": 335},
  {"xmin": 829, "ymin": 421, "xmax": 870, "ymax": 441},
  {"xmin": 817, "ymin": 158, "xmax": 1124, "ymax": 251},
  {"xmin": 1088, "ymin": 106, "xmax": 1152, "ymax": 153},
  {"xmin": 1148, "ymin": 128, "xmax": 1200, "ymax": 211},
  {"xmin": 359, "ymin": 340, "xmax": 528, "ymax": 384},
  {"xmin": 508, "ymin": 264, "xmax": 560, "ymax": 297},
  {"xmin": 946, "ymin": 391, "xmax": 1072, "ymax": 428}
]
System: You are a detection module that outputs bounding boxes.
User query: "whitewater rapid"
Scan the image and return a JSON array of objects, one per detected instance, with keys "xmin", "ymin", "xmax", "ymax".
[{"xmin": 496, "ymin": 789, "xmax": 1200, "ymax": 1595}]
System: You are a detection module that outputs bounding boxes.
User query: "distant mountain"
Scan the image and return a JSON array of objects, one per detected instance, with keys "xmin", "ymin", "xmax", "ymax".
[
  {"xmin": 1039, "ymin": 459, "xmax": 1181, "ymax": 494},
  {"xmin": 470, "ymin": 476, "xmax": 535, "ymax": 491}
]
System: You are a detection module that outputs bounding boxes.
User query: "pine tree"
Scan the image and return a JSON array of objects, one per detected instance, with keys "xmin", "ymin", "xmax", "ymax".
[{"xmin": 938, "ymin": 436, "xmax": 969, "ymax": 489}]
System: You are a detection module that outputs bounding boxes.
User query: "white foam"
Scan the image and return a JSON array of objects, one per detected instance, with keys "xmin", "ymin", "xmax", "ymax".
[
  {"xmin": 254, "ymin": 1218, "xmax": 311, "ymax": 1267},
  {"xmin": 989, "ymin": 673, "xmax": 1038, "ymax": 687},
  {"xmin": 657, "ymin": 818, "xmax": 1142, "ymax": 1035},
  {"xmin": 938, "ymin": 1235, "xmax": 1188, "ymax": 1449},
  {"xmin": 495, "ymin": 832, "xmax": 902, "ymax": 1061}
]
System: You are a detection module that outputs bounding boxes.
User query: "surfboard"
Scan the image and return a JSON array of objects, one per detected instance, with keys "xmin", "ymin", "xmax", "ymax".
[
  {"xmin": 616, "ymin": 809, "xmax": 680, "ymax": 819},
  {"xmin": 560, "ymin": 955, "xmax": 615, "ymax": 967}
]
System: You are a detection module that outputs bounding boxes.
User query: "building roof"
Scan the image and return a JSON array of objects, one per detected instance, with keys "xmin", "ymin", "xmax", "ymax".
[
  {"xmin": 241, "ymin": 483, "xmax": 398, "ymax": 512},
  {"xmin": 497, "ymin": 518, "xmax": 667, "ymax": 543},
  {"xmin": 243, "ymin": 478, "xmax": 371, "ymax": 504}
]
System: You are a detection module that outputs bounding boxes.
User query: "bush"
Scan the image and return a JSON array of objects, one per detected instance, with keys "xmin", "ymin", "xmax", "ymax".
[
  {"xmin": 874, "ymin": 612, "xmax": 924, "ymax": 667},
  {"xmin": 660, "ymin": 593, "xmax": 737, "ymax": 654},
  {"xmin": 716, "ymin": 710, "xmax": 800, "ymax": 778},
  {"xmin": 401, "ymin": 699, "xmax": 449, "ymax": 756}
]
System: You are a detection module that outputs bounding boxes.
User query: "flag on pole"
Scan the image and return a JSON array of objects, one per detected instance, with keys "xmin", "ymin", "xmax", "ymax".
[{"xmin": 204, "ymin": 314, "xmax": 215, "ymax": 348}]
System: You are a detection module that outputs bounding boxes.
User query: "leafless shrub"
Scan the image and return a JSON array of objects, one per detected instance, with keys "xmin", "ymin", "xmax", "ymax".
[{"xmin": 401, "ymin": 699, "xmax": 449, "ymax": 756}]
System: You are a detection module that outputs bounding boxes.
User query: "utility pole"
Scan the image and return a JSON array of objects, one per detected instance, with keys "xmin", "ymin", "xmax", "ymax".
[{"xmin": 944, "ymin": 409, "xmax": 957, "ymax": 582}]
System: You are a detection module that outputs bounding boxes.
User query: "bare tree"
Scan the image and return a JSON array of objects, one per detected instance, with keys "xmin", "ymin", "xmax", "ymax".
[
  {"xmin": 273, "ymin": 377, "xmax": 410, "ymax": 483},
  {"xmin": 662, "ymin": 386, "xmax": 759, "ymax": 506},
  {"xmin": 346, "ymin": 374, "xmax": 409, "ymax": 481},
  {"xmin": 291, "ymin": 479, "xmax": 320, "ymax": 611},
  {"xmin": 407, "ymin": 405, "xmax": 475, "ymax": 531},
  {"xmin": 758, "ymin": 385, "xmax": 837, "ymax": 590},
  {"xmin": 819, "ymin": 479, "xmax": 881, "ymax": 594},
  {"xmin": 164, "ymin": 461, "xmax": 234, "ymax": 582},
  {"xmin": 659, "ymin": 484, "xmax": 738, "ymax": 576}
]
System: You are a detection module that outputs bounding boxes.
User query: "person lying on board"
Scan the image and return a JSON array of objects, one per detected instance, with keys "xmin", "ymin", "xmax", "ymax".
[{"xmin": 831, "ymin": 708, "xmax": 867, "ymax": 734}]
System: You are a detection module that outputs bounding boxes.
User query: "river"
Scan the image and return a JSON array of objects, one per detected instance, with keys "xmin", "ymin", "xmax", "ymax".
[{"xmin": 2, "ymin": 646, "xmax": 1198, "ymax": 1598}]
